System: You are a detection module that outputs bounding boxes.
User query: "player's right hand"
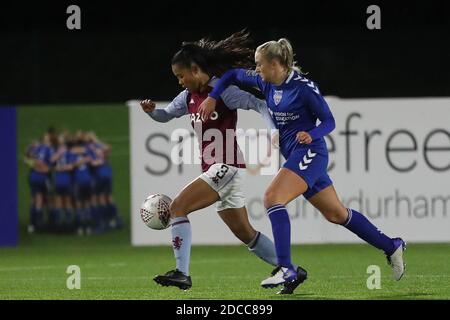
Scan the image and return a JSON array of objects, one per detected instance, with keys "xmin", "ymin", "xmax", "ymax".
[
  {"xmin": 140, "ymin": 99, "xmax": 156, "ymax": 113},
  {"xmin": 198, "ymin": 96, "xmax": 217, "ymax": 122}
]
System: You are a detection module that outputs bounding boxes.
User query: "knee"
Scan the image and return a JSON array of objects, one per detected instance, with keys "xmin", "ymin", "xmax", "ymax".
[
  {"xmin": 324, "ymin": 208, "xmax": 348, "ymax": 225},
  {"xmin": 169, "ymin": 197, "xmax": 187, "ymax": 218},
  {"xmin": 35, "ymin": 197, "xmax": 44, "ymax": 208},
  {"xmin": 263, "ymin": 189, "xmax": 282, "ymax": 209}
]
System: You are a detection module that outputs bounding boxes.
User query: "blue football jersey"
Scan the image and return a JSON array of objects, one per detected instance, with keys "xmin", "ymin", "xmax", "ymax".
[
  {"xmin": 54, "ymin": 148, "xmax": 76, "ymax": 186},
  {"xmin": 210, "ymin": 69, "xmax": 336, "ymax": 159},
  {"xmin": 72, "ymin": 147, "xmax": 92, "ymax": 184},
  {"xmin": 34, "ymin": 143, "xmax": 54, "ymax": 167}
]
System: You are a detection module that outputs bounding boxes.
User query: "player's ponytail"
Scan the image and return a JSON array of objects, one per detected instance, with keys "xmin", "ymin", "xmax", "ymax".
[
  {"xmin": 172, "ymin": 30, "xmax": 255, "ymax": 76},
  {"xmin": 256, "ymin": 38, "xmax": 303, "ymax": 74}
]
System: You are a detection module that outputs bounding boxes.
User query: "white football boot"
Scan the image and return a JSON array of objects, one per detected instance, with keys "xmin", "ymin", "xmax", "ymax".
[
  {"xmin": 387, "ymin": 238, "xmax": 407, "ymax": 281},
  {"xmin": 260, "ymin": 266, "xmax": 285, "ymax": 288},
  {"xmin": 261, "ymin": 265, "xmax": 308, "ymax": 292}
]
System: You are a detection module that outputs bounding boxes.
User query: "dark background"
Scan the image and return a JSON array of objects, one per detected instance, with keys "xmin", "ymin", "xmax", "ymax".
[{"xmin": 1, "ymin": 0, "xmax": 449, "ymax": 104}]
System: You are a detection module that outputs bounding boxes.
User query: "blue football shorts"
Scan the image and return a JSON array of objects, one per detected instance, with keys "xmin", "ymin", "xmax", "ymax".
[{"xmin": 283, "ymin": 144, "xmax": 333, "ymax": 199}]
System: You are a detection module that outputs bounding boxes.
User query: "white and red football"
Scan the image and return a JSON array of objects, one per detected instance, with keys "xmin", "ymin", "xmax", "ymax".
[{"xmin": 140, "ymin": 194, "xmax": 172, "ymax": 230}]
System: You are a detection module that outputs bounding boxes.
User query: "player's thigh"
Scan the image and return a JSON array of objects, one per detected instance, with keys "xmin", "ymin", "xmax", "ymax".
[
  {"xmin": 218, "ymin": 207, "xmax": 256, "ymax": 243},
  {"xmin": 307, "ymin": 185, "xmax": 348, "ymax": 224},
  {"xmin": 264, "ymin": 168, "xmax": 308, "ymax": 208},
  {"xmin": 170, "ymin": 177, "xmax": 220, "ymax": 217},
  {"xmin": 90, "ymin": 194, "xmax": 98, "ymax": 206},
  {"xmin": 63, "ymin": 195, "xmax": 73, "ymax": 208},
  {"xmin": 35, "ymin": 192, "xmax": 45, "ymax": 207}
]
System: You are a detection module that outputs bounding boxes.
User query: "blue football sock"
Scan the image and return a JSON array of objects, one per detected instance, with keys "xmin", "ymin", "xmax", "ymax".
[
  {"xmin": 49, "ymin": 209, "xmax": 62, "ymax": 227},
  {"xmin": 344, "ymin": 208, "xmax": 395, "ymax": 255},
  {"xmin": 267, "ymin": 204, "xmax": 294, "ymax": 269},
  {"xmin": 30, "ymin": 206, "xmax": 37, "ymax": 226},
  {"xmin": 35, "ymin": 208, "xmax": 44, "ymax": 228},
  {"xmin": 99, "ymin": 205, "xmax": 108, "ymax": 223},
  {"xmin": 64, "ymin": 208, "xmax": 74, "ymax": 224},
  {"xmin": 75, "ymin": 208, "xmax": 84, "ymax": 228},
  {"xmin": 107, "ymin": 203, "xmax": 118, "ymax": 219},
  {"xmin": 90, "ymin": 206, "xmax": 101, "ymax": 229}
]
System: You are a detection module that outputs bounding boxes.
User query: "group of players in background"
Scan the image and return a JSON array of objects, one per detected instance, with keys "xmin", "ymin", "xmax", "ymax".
[{"xmin": 25, "ymin": 128, "xmax": 123, "ymax": 235}]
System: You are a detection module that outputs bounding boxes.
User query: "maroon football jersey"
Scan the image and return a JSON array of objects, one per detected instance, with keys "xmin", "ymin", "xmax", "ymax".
[{"xmin": 187, "ymin": 87, "xmax": 246, "ymax": 172}]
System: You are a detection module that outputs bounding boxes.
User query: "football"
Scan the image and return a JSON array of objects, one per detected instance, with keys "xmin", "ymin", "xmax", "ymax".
[{"xmin": 140, "ymin": 194, "xmax": 172, "ymax": 230}]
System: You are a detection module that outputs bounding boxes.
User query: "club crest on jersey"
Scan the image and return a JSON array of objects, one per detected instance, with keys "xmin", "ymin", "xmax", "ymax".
[{"xmin": 273, "ymin": 90, "xmax": 283, "ymax": 106}]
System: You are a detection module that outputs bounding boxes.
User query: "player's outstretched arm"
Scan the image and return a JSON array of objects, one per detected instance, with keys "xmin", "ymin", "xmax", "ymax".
[
  {"xmin": 303, "ymin": 87, "xmax": 336, "ymax": 141},
  {"xmin": 218, "ymin": 85, "xmax": 276, "ymax": 131},
  {"xmin": 200, "ymin": 69, "xmax": 265, "ymax": 120},
  {"xmin": 209, "ymin": 69, "xmax": 263, "ymax": 100},
  {"xmin": 140, "ymin": 99, "xmax": 174, "ymax": 123},
  {"xmin": 140, "ymin": 90, "xmax": 188, "ymax": 123}
]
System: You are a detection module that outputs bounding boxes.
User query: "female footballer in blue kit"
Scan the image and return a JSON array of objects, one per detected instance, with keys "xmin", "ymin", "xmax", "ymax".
[
  {"xmin": 71, "ymin": 131, "xmax": 96, "ymax": 235},
  {"xmin": 199, "ymin": 38, "xmax": 406, "ymax": 294},
  {"xmin": 25, "ymin": 134, "xmax": 53, "ymax": 233},
  {"xmin": 50, "ymin": 133, "xmax": 76, "ymax": 230},
  {"xmin": 86, "ymin": 132, "xmax": 123, "ymax": 231}
]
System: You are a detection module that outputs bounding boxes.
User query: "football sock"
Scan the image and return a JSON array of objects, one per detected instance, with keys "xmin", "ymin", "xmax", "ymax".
[
  {"xmin": 64, "ymin": 208, "xmax": 74, "ymax": 224},
  {"xmin": 49, "ymin": 208, "xmax": 61, "ymax": 227},
  {"xmin": 247, "ymin": 231, "xmax": 278, "ymax": 266},
  {"xmin": 35, "ymin": 207, "xmax": 44, "ymax": 228},
  {"xmin": 91, "ymin": 205, "xmax": 102, "ymax": 229},
  {"xmin": 343, "ymin": 208, "xmax": 395, "ymax": 255},
  {"xmin": 170, "ymin": 217, "xmax": 192, "ymax": 276},
  {"xmin": 30, "ymin": 206, "xmax": 37, "ymax": 226},
  {"xmin": 98, "ymin": 205, "xmax": 108, "ymax": 223},
  {"xmin": 267, "ymin": 204, "xmax": 294, "ymax": 269},
  {"xmin": 75, "ymin": 208, "xmax": 84, "ymax": 228},
  {"xmin": 107, "ymin": 203, "xmax": 118, "ymax": 219}
]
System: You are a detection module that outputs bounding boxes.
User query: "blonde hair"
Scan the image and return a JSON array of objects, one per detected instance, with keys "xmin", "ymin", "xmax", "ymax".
[{"xmin": 256, "ymin": 38, "xmax": 303, "ymax": 73}]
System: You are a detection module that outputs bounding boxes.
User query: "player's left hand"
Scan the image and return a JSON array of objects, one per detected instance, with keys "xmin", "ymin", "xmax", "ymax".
[
  {"xmin": 198, "ymin": 97, "xmax": 217, "ymax": 121},
  {"xmin": 296, "ymin": 131, "xmax": 312, "ymax": 144}
]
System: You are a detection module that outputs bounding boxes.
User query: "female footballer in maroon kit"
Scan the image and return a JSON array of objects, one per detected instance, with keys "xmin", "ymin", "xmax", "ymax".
[{"xmin": 140, "ymin": 31, "xmax": 295, "ymax": 290}]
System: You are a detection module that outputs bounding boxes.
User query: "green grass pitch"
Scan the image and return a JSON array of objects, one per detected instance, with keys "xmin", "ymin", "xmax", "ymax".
[{"xmin": 0, "ymin": 231, "xmax": 449, "ymax": 300}]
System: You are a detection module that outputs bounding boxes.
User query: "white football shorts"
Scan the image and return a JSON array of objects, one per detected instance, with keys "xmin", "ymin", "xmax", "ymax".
[{"xmin": 199, "ymin": 163, "xmax": 246, "ymax": 212}]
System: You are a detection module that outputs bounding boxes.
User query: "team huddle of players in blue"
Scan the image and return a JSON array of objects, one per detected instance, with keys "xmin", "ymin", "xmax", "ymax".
[{"xmin": 25, "ymin": 128, "xmax": 123, "ymax": 235}]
